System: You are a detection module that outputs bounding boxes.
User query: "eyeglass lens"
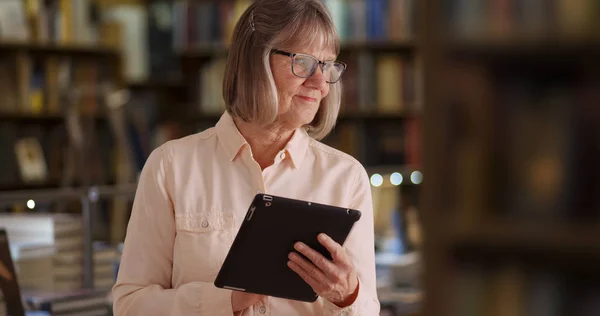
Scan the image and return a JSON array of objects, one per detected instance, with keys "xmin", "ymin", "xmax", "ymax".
[{"xmin": 292, "ymin": 55, "xmax": 345, "ymax": 83}]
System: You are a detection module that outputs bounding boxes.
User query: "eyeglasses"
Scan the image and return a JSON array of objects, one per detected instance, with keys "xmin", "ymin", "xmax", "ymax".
[{"xmin": 271, "ymin": 49, "xmax": 347, "ymax": 84}]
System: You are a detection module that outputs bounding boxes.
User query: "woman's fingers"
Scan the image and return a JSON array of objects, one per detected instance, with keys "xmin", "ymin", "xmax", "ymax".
[
  {"xmin": 317, "ymin": 234, "xmax": 351, "ymax": 268},
  {"xmin": 293, "ymin": 241, "xmax": 339, "ymax": 278},
  {"xmin": 288, "ymin": 252, "xmax": 328, "ymax": 283},
  {"xmin": 288, "ymin": 239, "xmax": 359, "ymax": 305},
  {"xmin": 287, "ymin": 259, "xmax": 325, "ymax": 292}
]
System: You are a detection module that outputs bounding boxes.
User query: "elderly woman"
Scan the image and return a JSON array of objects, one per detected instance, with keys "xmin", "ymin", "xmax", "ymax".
[{"xmin": 112, "ymin": 0, "xmax": 380, "ymax": 315}]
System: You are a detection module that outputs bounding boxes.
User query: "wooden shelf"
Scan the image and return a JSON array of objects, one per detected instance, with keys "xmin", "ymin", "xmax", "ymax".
[
  {"xmin": 126, "ymin": 80, "xmax": 185, "ymax": 90},
  {"xmin": 179, "ymin": 40, "xmax": 416, "ymax": 59},
  {"xmin": 178, "ymin": 44, "xmax": 229, "ymax": 59},
  {"xmin": 449, "ymin": 220, "xmax": 600, "ymax": 267},
  {"xmin": 0, "ymin": 114, "xmax": 64, "ymax": 124},
  {"xmin": 0, "ymin": 40, "xmax": 120, "ymax": 57},
  {"xmin": 0, "ymin": 178, "xmax": 121, "ymax": 194},
  {"xmin": 0, "ymin": 181, "xmax": 62, "ymax": 192},
  {"xmin": 338, "ymin": 111, "xmax": 412, "ymax": 122},
  {"xmin": 340, "ymin": 40, "xmax": 417, "ymax": 53},
  {"xmin": 0, "ymin": 114, "xmax": 107, "ymax": 125},
  {"xmin": 446, "ymin": 37, "xmax": 600, "ymax": 60}
]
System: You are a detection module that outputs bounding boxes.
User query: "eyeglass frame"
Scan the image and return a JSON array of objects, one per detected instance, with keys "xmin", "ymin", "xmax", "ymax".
[{"xmin": 270, "ymin": 49, "xmax": 347, "ymax": 84}]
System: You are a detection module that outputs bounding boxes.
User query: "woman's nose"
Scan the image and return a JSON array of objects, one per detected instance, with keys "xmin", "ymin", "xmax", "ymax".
[{"xmin": 306, "ymin": 66, "xmax": 328, "ymax": 90}]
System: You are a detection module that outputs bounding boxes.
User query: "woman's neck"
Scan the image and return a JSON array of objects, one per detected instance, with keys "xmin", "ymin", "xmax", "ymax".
[{"xmin": 233, "ymin": 117, "xmax": 295, "ymax": 170}]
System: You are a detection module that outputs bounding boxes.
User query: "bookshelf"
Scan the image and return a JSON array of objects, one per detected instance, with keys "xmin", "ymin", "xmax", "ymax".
[
  {"xmin": 420, "ymin": 0, "xmax": 600, "ymax": 315},
  {"xmin": 0, "ymin": 41, "xmax": 119, "ymax": 56}
]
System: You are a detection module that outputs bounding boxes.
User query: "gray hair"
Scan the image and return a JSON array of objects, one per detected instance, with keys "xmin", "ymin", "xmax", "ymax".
[{"xmin": 222, "ymin": 0, "xmax": 341, "ymax": 140}]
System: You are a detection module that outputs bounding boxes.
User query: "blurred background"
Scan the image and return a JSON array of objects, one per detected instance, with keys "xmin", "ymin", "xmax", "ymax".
[{"xmin": 0, "ymin": 0, "xmax": 598, "ymax": 315}]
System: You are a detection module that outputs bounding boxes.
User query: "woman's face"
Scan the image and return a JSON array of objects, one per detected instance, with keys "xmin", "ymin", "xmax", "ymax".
[{"xmin": 270, "ymin": 41, "xmax": 336, "ymax": 130}]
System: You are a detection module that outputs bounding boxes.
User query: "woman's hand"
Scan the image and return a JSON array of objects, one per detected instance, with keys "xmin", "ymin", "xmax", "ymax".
[
  {"xmin": 231, "ymin": 291, "xmax": 265, "ymax": 312},
  {"xmin": 287, "ymin": 233, "xmax": 359, "ymax": 307}
]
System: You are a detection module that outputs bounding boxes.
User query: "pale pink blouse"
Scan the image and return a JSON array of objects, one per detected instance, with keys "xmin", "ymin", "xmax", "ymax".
[{"xmin": 112, "ymin": 112, "xmax": 380, "ymax": 315}]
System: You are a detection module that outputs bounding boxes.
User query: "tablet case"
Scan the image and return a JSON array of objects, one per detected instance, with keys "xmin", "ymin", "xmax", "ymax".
[{"xmin": 214, "ymin": 193, "xmax": 362, "ymax": 302}]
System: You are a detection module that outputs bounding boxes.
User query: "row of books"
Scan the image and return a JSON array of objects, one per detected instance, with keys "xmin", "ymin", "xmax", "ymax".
[
  {"xmin": 454, "ymin": 263, "xmax": 600, "ymax": 316},
  {"xmin": 0, "ymin": 54, "xmax": 111, "ymax": 116},
  {"xmin": 0, "ymin": 0, "xmax": 99, "ymax": 44},
  {"xmin": 341, "ymin": 52, "xmax": 420, "ymax": 114},
  {"xmin": 444, "ymin": 0, "xmax": 599, "ymax": 40},
  {"xmin": 171, "ymin": 0, "xmax": 415, "ymax": 50},
  {"xmin": 325, "ymin": 0, "xmax": 416, "ymax": 43}
]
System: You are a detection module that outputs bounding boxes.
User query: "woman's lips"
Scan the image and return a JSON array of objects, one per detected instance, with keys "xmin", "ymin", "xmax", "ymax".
[{"xmin": 297, "ymin": 95, "xmax": 318, "ymax": 103}]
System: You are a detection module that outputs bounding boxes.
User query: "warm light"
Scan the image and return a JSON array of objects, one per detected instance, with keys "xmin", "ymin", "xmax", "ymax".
[
  {"xmin": 370, "ymin": 174, "xmax": 383, "ymax": 187},
  {"xmin": 390, "ymin": 172, "xmax": 403, "ymax": 186},
  {"xmin": 26, "ymin": 200, "xmax": 35, "ymax": 209},
  {"xmin": 411, "ymin": 171, "xmax": 423, "ymax": 184}
]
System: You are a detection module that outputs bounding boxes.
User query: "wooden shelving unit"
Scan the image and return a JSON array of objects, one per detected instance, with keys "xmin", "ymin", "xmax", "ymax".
[
  {"xmin": 0, "ymin": 40, "xmax": 120, "ymax": 57},
  {"xmin": 420, "ymin": 1, "xmax": 600, "ymax": 315},
  {"xmin": 447, "ymin": 38, "xmax": 600, "ymax": 61}
]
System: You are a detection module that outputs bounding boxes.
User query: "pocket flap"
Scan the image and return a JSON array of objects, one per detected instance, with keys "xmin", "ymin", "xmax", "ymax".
[{"xmin": 175, "ymin": 211, "xmax": 234, "ymax": 232}]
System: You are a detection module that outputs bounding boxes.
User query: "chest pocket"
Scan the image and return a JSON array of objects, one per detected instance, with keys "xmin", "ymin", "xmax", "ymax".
[
  {"xmin": 176, "ymin": 211, "xmax": 235, "ymax": 232},
  {"xmin": 174, "ymin": 211, "xmax": 235, "ymax": 282}
]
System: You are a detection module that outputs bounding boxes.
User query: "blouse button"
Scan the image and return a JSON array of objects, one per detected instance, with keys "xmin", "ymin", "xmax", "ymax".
[
  {"xmin": 201, "ymin": 221, "xmax": 209, "ymax": 228},
  {"xmin": 280, "ymin": 152, "xmax": 286, "ymax": 160},
  {"xmin": 259, "ymin": 306, "xmax": 266, "ymax": 314}
]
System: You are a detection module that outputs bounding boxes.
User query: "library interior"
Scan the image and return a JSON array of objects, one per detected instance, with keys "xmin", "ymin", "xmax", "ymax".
[{"xmin": 0, "ymin": 0, "xmax": 598, "ymax": 315}]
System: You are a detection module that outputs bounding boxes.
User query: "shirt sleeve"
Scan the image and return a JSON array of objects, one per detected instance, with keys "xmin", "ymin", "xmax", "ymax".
[
  {"xmin": 112, "ymin": 146, "xmax": 235, "ymax": 316},
  {"xmin": 321, "ymin": 164, "xmax": 381, "ymax": 315}
]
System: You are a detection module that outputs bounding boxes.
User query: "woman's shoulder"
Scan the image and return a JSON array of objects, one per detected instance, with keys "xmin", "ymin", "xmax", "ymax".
[
  {"xmin": 150, "ymin": 128, "xmax": 218, "ymax": 160},
  {"xmin": 308, "ymin": 138, "xmax": 365, "ymax": 171}
]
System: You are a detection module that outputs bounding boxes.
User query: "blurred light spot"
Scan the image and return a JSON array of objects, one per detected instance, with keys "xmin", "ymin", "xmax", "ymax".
[
  {"xmin": 390, "ymin": 172, "xmax": 403, "ymax": 186},
  {"xmin": 370, "ymin": 174, "xmax": 383, "ymax": 187},
  {"xmin": 411, "ymin": 171, "xmax": 423, "ymax": 185},
  {"xmin": 26, "ymin": 200, "xmax": 35, "ymax": 209}
]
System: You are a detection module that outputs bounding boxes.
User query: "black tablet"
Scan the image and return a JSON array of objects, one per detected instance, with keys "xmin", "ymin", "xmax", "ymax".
[{"xmin": 214, "ymin": 193, "xmax": 362, "ymax": 302}]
